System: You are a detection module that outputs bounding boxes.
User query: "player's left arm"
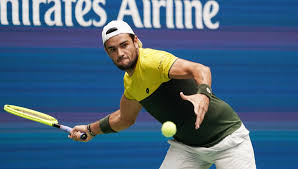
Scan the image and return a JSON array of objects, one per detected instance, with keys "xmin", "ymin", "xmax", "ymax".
[{"xmin": 169, "ymin": 58, "xmax": 212, "ymax": 129}]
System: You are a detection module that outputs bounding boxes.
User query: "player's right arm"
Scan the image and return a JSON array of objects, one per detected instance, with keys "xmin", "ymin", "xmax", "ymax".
[
  {"xmin": 93, "ymin": 94, "xmax": 142, "ymax": 133},
  {"xmin": 69, "ymin": 94, "xmax": 142, "ymax": 142}
]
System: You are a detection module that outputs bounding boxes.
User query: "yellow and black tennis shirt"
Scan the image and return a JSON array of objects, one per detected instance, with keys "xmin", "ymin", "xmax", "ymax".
[{"xmin": 124, "ymin": 48, "xmax": 241, "ymax": 147}]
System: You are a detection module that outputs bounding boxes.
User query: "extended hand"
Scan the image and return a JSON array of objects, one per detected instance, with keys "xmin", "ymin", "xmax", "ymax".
[
  {"xmin": 69, "ymin": 125, "xmax": 94, "ymax": 142},
  {"xmin": 180, "ymin": 92, "xmax": 210, "ymax": 129}
]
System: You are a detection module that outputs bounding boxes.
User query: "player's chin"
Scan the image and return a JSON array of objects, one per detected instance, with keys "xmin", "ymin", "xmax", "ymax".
[{"xmin": 116, "ymin": 62, "xmax": 133, "ymax": 71}]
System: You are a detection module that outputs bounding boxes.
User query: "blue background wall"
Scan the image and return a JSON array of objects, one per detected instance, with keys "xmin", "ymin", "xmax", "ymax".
[{"xmin": 0, "ymin": 0, "xmax": 298, "ymax": 169}]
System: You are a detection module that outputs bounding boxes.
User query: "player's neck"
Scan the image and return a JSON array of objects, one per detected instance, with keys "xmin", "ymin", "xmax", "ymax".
[{"xmin": 126, "ymin": 68, "xmax": 135, "ymax": 77}]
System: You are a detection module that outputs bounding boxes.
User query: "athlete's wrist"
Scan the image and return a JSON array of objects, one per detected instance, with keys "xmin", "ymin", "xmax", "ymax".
[
  {"xmin": 99, "ymin": 114, "xmax": 117, "ymax": 134},
  {"xmin": 87, "ymin": 124, "xmax": 96, "ymax": 137},
  {"xmin": 197, "ymin": 84, "xmax": 212, "ymax": 100}
]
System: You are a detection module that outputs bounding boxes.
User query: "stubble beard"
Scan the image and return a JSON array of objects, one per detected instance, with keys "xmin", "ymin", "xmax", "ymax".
[{"xmin": 115, "ymin": 49, "xmax": 139, "ymax": 71}]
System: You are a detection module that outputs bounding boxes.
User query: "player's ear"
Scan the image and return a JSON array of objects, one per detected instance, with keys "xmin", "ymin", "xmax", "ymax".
[{"xmin": 134, "ymin": 36, "xmax": 139, "ymax": 48}]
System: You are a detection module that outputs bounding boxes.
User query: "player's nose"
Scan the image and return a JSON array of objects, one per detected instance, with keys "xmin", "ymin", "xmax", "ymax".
[{"xmin": 117, "ymin": 48, "xmax": 125, "ymax": 58}]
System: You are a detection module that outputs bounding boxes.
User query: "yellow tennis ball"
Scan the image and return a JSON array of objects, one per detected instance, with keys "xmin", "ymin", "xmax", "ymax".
[{"xmin": 161, "ymin": 121, "xmax": 176, "ymax": 137}]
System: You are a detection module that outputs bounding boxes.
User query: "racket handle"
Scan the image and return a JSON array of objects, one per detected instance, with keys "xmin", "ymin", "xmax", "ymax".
[{"xmin": 59, "ymin": 125, "xmax": 88, "ymax": 140}]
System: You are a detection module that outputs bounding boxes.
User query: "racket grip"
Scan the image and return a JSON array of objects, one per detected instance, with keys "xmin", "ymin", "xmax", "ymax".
[{"xmin": 60, "ymin": 125, "xmax": 88, "ymax": 140}]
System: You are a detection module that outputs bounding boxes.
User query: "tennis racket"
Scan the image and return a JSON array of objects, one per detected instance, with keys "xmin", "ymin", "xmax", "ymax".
[{"xmin": 3, "ymin": 105, "xmax": 87, "ymax": 140}]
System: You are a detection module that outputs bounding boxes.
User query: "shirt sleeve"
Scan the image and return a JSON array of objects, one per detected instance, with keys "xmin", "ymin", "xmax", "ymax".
[
  {"xmin": 124, "ymin": 89, "xmax": 134, "ymax": 100},
  {"xmin": 154, "ymin": 51, "xmax": 178, "ymax": 81}
]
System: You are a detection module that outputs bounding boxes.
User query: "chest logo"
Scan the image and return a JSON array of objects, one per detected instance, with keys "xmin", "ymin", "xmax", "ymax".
[{"xmin": 146, "ymin": 88, "xmax": 149, "ymax": 94}]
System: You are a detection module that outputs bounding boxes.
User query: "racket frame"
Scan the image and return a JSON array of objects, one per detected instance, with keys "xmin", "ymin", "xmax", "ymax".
[{"xmin": 4, "ymin": 105, "xmax": 87, "ymax": 140}]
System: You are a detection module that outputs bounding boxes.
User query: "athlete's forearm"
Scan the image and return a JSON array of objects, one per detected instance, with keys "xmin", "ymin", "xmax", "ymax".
[
  {"xmin": 108, "ymin": 109, "xmax": 136, "ymax": 131},
  {"xmin": 193, "ymin": 64, "xmax": 212, "ymax": 87},
  {"xmin": 169, "ymin": 59, "xmax": 212, "ymax": 86},
  {"xmin": 89, "ymin": 109, "xmax": 134, "ymax": 135}
]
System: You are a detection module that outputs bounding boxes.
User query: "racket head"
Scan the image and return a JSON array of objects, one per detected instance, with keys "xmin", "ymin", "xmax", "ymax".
[{"xmin": 4, "ymin": 105, "xmax": 58, "ymax": 126}]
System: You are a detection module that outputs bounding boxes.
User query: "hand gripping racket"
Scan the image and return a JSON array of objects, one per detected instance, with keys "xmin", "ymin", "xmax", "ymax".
[{"xmin": 4, "ymin": 105, "xmax": 87, "ymax": 140}]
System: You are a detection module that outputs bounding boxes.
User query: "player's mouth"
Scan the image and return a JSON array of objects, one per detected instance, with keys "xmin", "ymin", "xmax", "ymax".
[{"xmin": 117, "ymin": 57, "xmax": 129, "ymax": 64}]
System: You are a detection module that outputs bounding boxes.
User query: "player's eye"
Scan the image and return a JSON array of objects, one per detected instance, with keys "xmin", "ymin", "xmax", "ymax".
[
  {"xmin": 121, "ymin": 43, "xmax": 128, "ymax": 48},
  {"xmin": 108, "ymin": 47, "xmax": 116, "ymax": 53}
]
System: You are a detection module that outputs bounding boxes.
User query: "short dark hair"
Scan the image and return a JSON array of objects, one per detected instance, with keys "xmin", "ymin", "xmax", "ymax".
[{"xmin": 129, "ymin": 34, "xmax": 135, "ymax": 41}]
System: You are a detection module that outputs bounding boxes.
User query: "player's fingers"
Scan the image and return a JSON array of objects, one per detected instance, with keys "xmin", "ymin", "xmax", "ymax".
[
  {"xmin": 199, "ymin": 99, "xmax": 209, "ymax": 125},
  {"xmin": 195, "ymin": 112, "xmax": 201, "ymax": 130},
  {"xmin": 194, "ymin": 105, "xmax": 201, "ymax": 129},
  {"xmin": 181, "ymin": 92, "xmax": 197, "ymax": 108},
  {"xmin": 68, "ymin": 127, "xmax": 79, "ymax": 140},
  {"xmin": 199, "ymin": 107, "xmax": 207, "ymax": 126},
  {"xmin": 72, "ymin": 131, "xmax": 81, "ymax": 141},
  {"xmin": 68, "ymin": 130, "xmax": 74, "ymax": 139},
  {"xmin": 68, "ymin": 127, "xmax": 77, "ymax": 138},
  {"xmin": 180, "ymin": 92, "xmax": 189, "ymax": 101},
  {"xmin": 195, "ymin": 105, "xmax": 205, "ymax": 129},
  {"xmin": 71, "ymin": 125, "xmax": 85, "ymax": 135}
]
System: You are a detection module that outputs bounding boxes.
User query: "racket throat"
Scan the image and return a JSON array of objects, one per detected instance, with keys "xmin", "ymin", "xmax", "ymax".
[{"xmin": 53, "ymin": 123, "xmax": 61, "ymax": 128}]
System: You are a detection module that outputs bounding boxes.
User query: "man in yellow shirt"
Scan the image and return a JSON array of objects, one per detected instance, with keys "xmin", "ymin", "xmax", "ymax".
[{"xmin": 69, "ymin": 20, "xmax": 256, "ymax": 169}]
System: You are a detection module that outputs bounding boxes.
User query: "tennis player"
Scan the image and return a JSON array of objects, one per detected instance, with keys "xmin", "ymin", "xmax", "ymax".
[{"xmin": 69, "ymin": 20, "xmax": 257, "ymax": 169}]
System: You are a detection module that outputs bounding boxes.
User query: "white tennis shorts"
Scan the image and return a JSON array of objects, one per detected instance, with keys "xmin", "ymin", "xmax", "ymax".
[{"xmin": 160, "ymin": 123, "xmax": 257, "ymax": 169}]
